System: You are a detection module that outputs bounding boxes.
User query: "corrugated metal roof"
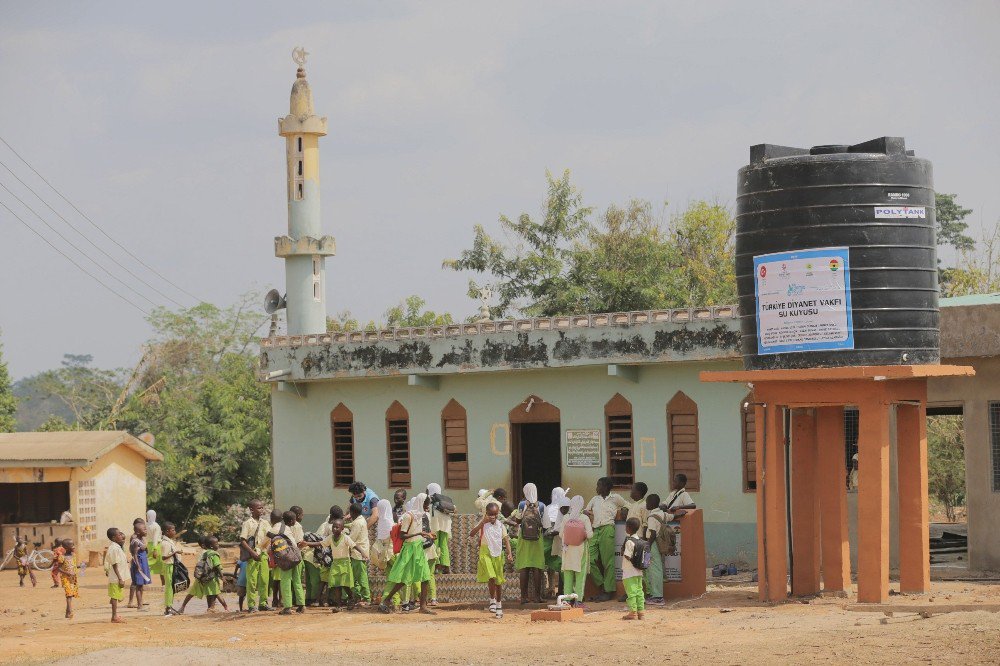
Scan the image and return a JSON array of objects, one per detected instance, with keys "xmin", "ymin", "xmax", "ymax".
[{"xmin": 0, "ymin": 430, "xmax": 163, "ymax": 467}]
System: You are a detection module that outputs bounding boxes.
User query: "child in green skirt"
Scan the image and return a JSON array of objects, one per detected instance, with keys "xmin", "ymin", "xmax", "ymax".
[
  {"xmin": 560, "ymin": 495, "xmax": 593, "ymax": 606},
  {"xmin": 179, "ymin": 536, "xmax": 228, "ymax": 613},
  {"xmin": 511, "ymin": 483, "xmax": 547, "ymax": 604},
  {"xmin": 379, "ymin": 494, "xmax": 436, "ymax": 615},
  {"xmin": 472, "ymin": 502, "xmax": 513, "ymax": 619},
  {"xmin": 303, "ymin": 518, "xmax": 366, "ymax": 612}
]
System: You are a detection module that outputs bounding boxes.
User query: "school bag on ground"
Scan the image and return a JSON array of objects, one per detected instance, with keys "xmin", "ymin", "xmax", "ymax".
[
  {"xmin": 520, "ymin": 502, "xmax": 542, "ymax": 541},
  {"xmin": 627, "ymin": 536, "xmax": 652, "ymax": 570},
  {"xmin": 193, "ymin": 553, "xmax": 216, "ymax": 584},
  {"xmin": 430, "ymin": 493, "xmax": 456, "ymax": 515},
  {"xmin": 269, "ymin": 524, "xmax": 302, "ymax": 571},
  {"xmin": 562, "ymin": 518, "xmax": 587, "ymax": 547}
]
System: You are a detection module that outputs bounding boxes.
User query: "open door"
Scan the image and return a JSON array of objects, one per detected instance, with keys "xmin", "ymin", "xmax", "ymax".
[{"xmin": 509, "ymin": 395, "xmax": 561, "ymax": 503}]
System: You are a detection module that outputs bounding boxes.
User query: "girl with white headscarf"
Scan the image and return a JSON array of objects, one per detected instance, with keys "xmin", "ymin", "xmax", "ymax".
[
  {"xmin": 559, "ymin": 495, "xmax": 593, "ymax": 603},
  {"xmin": 470, "ymin": 494, "xmax": 513, "ymax": 618},
  {"xmin": 380, "ymin": 493, "xmax": 435, "ymax": 615},
  {"xmin": 145, "ymin": 510, "xmax": 164, "ymax": 581},
  {"xmin": 371, "ymin": 498, "xmax": 395, "ymax": 572},
  {"xmin": 425, "ymin": 482, "xmax": 452, "ymax": 606},
  {"xmin": 512, "ymin": 482, "xmax": 547, "ymax": 603},
  {"xmin": 543, "ymin": 487, "xmax": 567, "ymax": 598}
]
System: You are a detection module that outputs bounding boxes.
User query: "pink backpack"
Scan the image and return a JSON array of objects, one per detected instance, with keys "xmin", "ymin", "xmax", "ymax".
[{"xmin": 562, "ymin": 518, "xmax": 586, "ymax": 547}]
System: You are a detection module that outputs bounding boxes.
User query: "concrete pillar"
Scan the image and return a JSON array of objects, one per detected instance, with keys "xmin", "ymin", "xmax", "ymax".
[
  {"xmin": 791, "ymin": 409, "xmax": 820, "ymax": 596},
  {"xmin": 816, "ymin": 406, "xmax": 850, "ymax": 595},
  {"xmin": 857, "ymin": 400, "xmax": 891, "ymax": 603},
  {"xmin": 755, "ymin": 401, "xmax": 788, "ymax": 601},
  {"xmin": 896, "ymin": 402, "xmax": 930, "ymax": 593}
]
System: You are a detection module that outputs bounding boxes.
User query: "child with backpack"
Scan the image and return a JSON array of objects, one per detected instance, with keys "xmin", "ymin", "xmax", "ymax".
[
  {"xmin": 160, "ymin": 522, "xmax": 180, "ymax": 615},
  {"xmin": 511, "ymin": 483, "xmax": 546, "ymax": 604},
  {"xmin": 584, "ymin": 477, "xmax": 630, "ymax": 601},
  {"xmin": 559, "ymin": 495, "xmax": 592, "ymax": 605},
  {"xmin": 179, "ymin": 536, "xmax": 228, "ymax": 613},
  {"xmin": 621, "ymin": 518, "xmax": 649, "ymax": 620},
  {"xmin": 347, "ymin": 503, "xmax": 372, "ymax": 606},
  {"xmin": 471, "ymin": 502, "xmax": 513, "ymax": 619},
  {"xmin": 302, "ymin": 517, "xmax": 367, "ymax": 612},
  {"xmin": 239, "ymin": 499, "xmax": 272, "ymax": 613},
  {"xmin": 543, "ymin": 487, "xmax": 568, "ymax": 599},
  {"xmin": 269, "ymin": 510, "xmax": 306, "ymax": 615},
  {"xmin": 378, "ymin": 493, "xmax": 436, "ymax": 615},
  {"xmin": 426, "ymin": 481, "xmax": 453, "ymax": 579},
  {"xmin": 267, "ymin": 509, "xmax": 284, "ymax": 608}
]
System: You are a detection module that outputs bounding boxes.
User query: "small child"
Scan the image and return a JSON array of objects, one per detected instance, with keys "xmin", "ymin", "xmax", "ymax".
[
  {"xmin": 50, "ymin": 538, "xmax": 65, "ymax": 588},
  {"xmin": 472, "ymin": 502, "xmax": 513, "ymax": 619},
  {"xmin": 391, "ymin": 490, "xmax": 407, "ymax": 523},
  {"xmin": 347, "ymin": 504, "xmax": 371, "ymax": 606},
  {"xmin": 643, "ymin": 494, "xmax": 666, "ymax": 606},
  {"xmin": 269, "ymin": 510, "xmax": 306, "ymax": 615},
  {"xmin": 180, "ymin": 535, "xmax": 228, "ymax": 613},
  {"xmin": 54, "ymin": 538, "xmax": 79, "ymax": 619},
  {"xmin": 160, "ymin": 522, "xmax": 180, "ymax": 615},
  {"xmin": 104, "ymin": 528, "xmax": 128, "ymax": 623},
  {"xmin": 235, "ymin": 560, "xmax": 247, "ymax": 612},
  {"xmin": 620, "ymin": 517, "xmax": 645, "ymax": 620},
  {"xmin": 268, "ymin": 509, "xmax": 283, "ymax": 608},
  {"xmin": 303, "ymin": 518, "xmax": 366, "ymax": 613},
  {"xmin": 127, "ymin": 518, "xmax": 150, "ymax": 610},
  {"xmin": 14, "ymin": 536, "xmax": 37, "ymax": 588}
]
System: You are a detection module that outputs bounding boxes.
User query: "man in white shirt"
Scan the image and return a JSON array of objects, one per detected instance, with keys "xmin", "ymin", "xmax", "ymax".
[{"xmin": 584, "ymin": 476, "xmax": 630, "ymax": 601}]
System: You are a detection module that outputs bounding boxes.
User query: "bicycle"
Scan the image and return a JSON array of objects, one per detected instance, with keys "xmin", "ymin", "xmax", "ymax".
[{"xmin": 0, "ymin": 541, "xmax": 55, "ymax": 572}]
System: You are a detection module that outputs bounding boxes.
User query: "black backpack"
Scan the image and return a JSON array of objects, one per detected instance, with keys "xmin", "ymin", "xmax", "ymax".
[
  {"xmin": 627, "ymin": 536, "xmax": 652, "ymax": 570},
  {"xmin": 520, "ymin": 502, "xmax": 542, "ymax": 541},
  {"xmin": 431, "ymin": 493, "xmax": 456, "ymax": 515},
  {"xmin": 422, "ymin": 515, "xmax": 434, "ymax": 549},
  {"xmin": 172, "ymin": 560, "xmax": 190, "ymax": 593},
  {"xmin": 194, "ymin": 553, "xmax": 216, "ymax": 583}
]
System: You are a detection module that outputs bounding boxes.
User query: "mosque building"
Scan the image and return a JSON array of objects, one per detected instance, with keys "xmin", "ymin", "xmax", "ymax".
[{"xmin": 260, "ymin": 54, "xmax": 1000, "ymax": 571}]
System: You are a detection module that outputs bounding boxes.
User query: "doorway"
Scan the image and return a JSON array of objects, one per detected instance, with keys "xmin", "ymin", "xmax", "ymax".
[
  {"xmin": 926, "ymin": 404, "xmax": 967, "ymax": 569},
  {"xmin": 509, "ymin": 395, "xmax": 562, "ymax": 504}
]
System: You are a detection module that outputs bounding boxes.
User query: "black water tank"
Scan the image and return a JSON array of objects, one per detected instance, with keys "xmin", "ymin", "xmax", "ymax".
[{"xmin": 736, "ymin": 136, "xmax": 939, "ymax": 370}]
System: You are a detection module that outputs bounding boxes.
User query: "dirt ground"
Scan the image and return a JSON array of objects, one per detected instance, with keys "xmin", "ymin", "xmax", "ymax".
[{"xmin": 1, "ymin": 570, "xmax": 999, "ymax": 665}]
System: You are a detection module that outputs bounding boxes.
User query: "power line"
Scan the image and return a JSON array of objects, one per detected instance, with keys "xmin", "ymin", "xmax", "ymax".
[
  {"xmin": 0, "ymin": 158, "xmax": 186, "ymax": 308},
  {"xmin": 0, "ymin": 198, "xmax": 151, "ymax": 316},
  {"xmin": 0, "ymin": 135, "xmax": 205, "ymax": 304},
  {"xmin": 0, "ymin": 181, "xmax": 159, "ymax": 308}
]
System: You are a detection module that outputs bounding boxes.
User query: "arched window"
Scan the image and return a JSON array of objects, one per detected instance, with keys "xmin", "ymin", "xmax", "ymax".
[
  {"xmin": 442, "ymin": 399, "xmax": 469, "ymax": 489},
  {"xmin": 386, "ymin": 401, "xmax": 411, "ymax": 488},
  {"xmin": 667, "ymin": 391, "xmax": 700, "ymax": 492},
  {"xmin": 331, "ymin": 403, "xmax": 354, "ymax": 488},
  {"xmin": 741, "ymin": 393, "xmax": 756, "ymax": 492},
  {"xmin": 605, "ymin": 393, "xmax": 634, "ymax": 488}
]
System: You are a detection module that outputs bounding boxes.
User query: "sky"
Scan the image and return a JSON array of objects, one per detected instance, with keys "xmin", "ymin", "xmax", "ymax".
[{"xmin": 0, "ymin": 1, "xmax": 998, "ymax": 379}]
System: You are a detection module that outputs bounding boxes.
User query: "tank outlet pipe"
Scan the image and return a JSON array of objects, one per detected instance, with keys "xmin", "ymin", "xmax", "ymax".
[
  {"xmin": 552, "ymin": 593, "xmax": 578, "ymax": 609},
  {"xmin": 266, "ymin": 368, "xmax": 292, "ymax": 380}
]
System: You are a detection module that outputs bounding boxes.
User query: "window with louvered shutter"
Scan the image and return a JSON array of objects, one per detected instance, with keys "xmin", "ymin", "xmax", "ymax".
[
  {"xmin": 741, "ymin": 394, "xmax": 756, "ymax": 492},
  {"xmin": 605, "ymin": 393, "xmax": 634, "ymax": 488},
  {"xmin": 386, "ymin": 401, "xmax": 411, "ymax": 488},
  {"xmin": 667, "ymin": 391, "xmax": 700, "ymax": 492},
  {"xmin": 331, "ymin": 403, "xmax": 355, "ymax": 488},
  {"xmin": 442, "ymin": 399, "xmax": 469, "ymax": 489}
]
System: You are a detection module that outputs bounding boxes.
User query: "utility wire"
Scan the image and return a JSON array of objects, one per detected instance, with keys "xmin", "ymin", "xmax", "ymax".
[
  {"xmin": 0, "ymin": 157, "xmax": 185, "ymax": 308},
  {"xmin": 0, "ymin": 198, "xmax": 150, "ymax": 316},
  {"xmin": 0, "ymin": 135, "xmax": 205, "ymax": 304},
  {"xmin": 0, "ymin": 181, "xmax": 159, "ymax": 308}
]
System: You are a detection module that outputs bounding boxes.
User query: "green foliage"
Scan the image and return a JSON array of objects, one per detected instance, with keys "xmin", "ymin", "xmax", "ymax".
[
  {"xmin": 927, "ymin": 415, "xmax": 966, "ymax": 523},
  {"xmin": 445, "ymin": 171, "xmax": 737, "ymax": 317},
  {"xmin": 940, "ymin": 219, "xmax": 1000, "ymax": 297},
  {"xmin": 0, "ymin": 335, "xmax": 16, "ymax": 433},
  {"xmin": 37, "ymin": 415, "xmax": 76, "ymax": 432},
  {"xmin": 935, "ymin": 193, "xmax": 975, "ymax": 253},
  {"xmin": 28, "ymin": 354, "xmax": 125, "ymax": 430},
  {"xmin": 384, "ymin": 295, "xmax": 454, "ymax": 328},
  {"xmin": 217, "ymin": 503, "xmax": 251, "ymax": 542}
]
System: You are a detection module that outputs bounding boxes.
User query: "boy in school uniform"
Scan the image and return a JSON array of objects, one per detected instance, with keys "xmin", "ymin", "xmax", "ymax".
[
  {"xmin": 239, "ymin": 499, "xmax": 272, "ymax": 612},
  {"xmin": 347, "ymin": 504, "xmax": 372, "ymax": 606},
  {"xmin": 661, "ymin": 473, "xmax": 697, "ymax": 516},
  {"xmin": 584, "ymin": 477, "xmax": 630, "ymax": 601},
  {"xmin": 160, "ymin": 522, "xmax": 180, "ymax": 615},
  {"xmin": 643, "ymin": 494, "xmax": 666, "ymax": 606},
  {"xmin": 267, "ymin": 508, "xmax": 284, "ymax": 608},
  {"xmin": 620, "ymin": 518, "xmax": 645, "ymax": 620},
  {"xmin": 269, "ymin": 510, "xmax": 306, "ymax": 614},
  {"xmin": 622, "ymin": 482, "xmax": 650, "ymax": 600},
  {"xmin": 104, "ymin": 528, "xmax": 128, "ymax": 623},
  {"xmin": 54, "ymin": 538, "xmax": 79, "ymax": 619}
]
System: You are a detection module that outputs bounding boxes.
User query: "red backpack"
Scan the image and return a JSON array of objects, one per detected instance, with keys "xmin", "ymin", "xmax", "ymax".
[
  {"xmin": 390, "ymin": 523, "xmax": 403, "ymax": 554},
  {"xmin": 562, "ymin": 518, "xmax": 587, "ymax": 547}
]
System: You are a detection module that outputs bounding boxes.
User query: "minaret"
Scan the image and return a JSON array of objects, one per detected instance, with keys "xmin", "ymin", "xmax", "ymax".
[{"xmin": 275, "ymin": 48, "xmax": 335, "ymax": 336}]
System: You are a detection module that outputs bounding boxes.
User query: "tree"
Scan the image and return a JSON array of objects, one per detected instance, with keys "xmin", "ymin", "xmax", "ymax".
[
  {"xmin": 667, "ymin": 200, "xmax": 737, "ymax": 307},
  {"xmin": 0, "ymin": 334, "xmax": 16, "ymax": 432},
  {"xmin": 940, "ymin": 219, "xmax": 1000, "ymax": 297},
  {"xmin": 384, "ymin": 295, "xmax": 454, "ymax": 328},
  {"xmin": 935, "ymin": 193, "xmax": 975, "ymax": 253},
  {"xmin": 30, "ymin": 354, "xmax": 125, "ymax": 430},
  {"xmin": 37, "ymin": 415, "xmax": 76, "ymax": 432},
  {"xmin": 927, "ymin": 415, "xmax": 966, "ymax": 522}
]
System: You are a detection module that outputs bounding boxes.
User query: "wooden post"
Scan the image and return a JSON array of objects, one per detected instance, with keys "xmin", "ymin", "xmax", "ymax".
[
  {"xmin": 816, "ymin": 406, "xmax": 850, "ymax": 595},
  {"xmin": 790, "ymin": 409, "xmax": 820, "ymax": 596},
  {"xmin": 896, "ymin": 402, "xmax": 930, "ymax": 593},
  {"xmin": 857, "ymin": 398, "xmax": 891, "ymax": 603},
  {"xmin": 755, "ymin": 400, "xmax": 788, "ymax": 601}
]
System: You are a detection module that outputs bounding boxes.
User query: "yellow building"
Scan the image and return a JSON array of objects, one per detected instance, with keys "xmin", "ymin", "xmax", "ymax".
[{"xmin": 0, "ymin": 431, "xmax": 162, "ymax": 562}]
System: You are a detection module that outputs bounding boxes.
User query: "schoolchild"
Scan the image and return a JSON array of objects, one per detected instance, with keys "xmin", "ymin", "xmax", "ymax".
[
  {"xmin": 471, "ymin": 502, "xmax": 513, "ymax": 619},
  {"xmin": 584, "ymin": 477, "xmax": 629, "ymax": 601},
  {"xmin": 160, "ymin": 522, "xmax": 180, "ymax": 615},
  {"xmin": 379, "ymin": 494, "xmax": 435, "ymax": 615},
  {"xmin": 127, "ymin": 518, "xmax": 151, "ymax": 610},
  {"xmin": 347, "ymin": 503, "xmax": 372, "ymax": 605},
  {"xmin": 620, "ymin": 518, "xmax": 645, "ymax": 620},
  {"xmin": 180, "ymin": 535, "xmax": 228, "ymax": 613},
  {"xmin": 559, "ymin": 495, "xmax": 593, "ymax": 605},
  {"xmin": 104, "ymin": 528, "xmax": 128, "ymax": 623},
  {"xmin": 643, "ymin": 494, "xmax": 666, "ymax": 606},
  {"xmin": 302, "ymin": 518, "xmax": 366, "ymax": 612},
  {"xmin": 269, "ymin": 510, "xmax": 306, "ymax": 615},
  {"xmin": 239, "ymin": 498, "xmax": 272, "ymax": 612},
  {"xmin": 426, "ymin": 482, "xmax": 452, "ymax": 578},
  {"xmin": 511, "ymin": 483, "xmax": 547, "ymax": 604},
  {"xmin": 543, "ymin": 487, "xmax": 568, "ymax": 599},
  {"xmin": 268, "ymin": 508, "xmax": 283, "ymax": 608}
]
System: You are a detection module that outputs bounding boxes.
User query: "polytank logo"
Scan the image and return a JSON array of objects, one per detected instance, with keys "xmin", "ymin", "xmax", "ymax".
[{"xmin": 874, "ymin": 206, "xmax": 926, "ymax": 219}]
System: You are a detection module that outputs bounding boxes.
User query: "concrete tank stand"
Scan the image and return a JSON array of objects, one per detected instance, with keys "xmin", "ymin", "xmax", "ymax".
[{"xmin": 702, "ymin": 365, "xmax": 973, "ymax": 604}]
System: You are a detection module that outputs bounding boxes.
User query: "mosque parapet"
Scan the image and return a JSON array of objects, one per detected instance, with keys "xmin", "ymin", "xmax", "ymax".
[{"xmin": 258, "ymin": 306, "xmax": 742, "ymax": 381}]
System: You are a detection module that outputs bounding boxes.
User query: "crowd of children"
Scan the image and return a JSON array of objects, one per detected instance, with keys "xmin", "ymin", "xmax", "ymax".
[{"xmin": 18, "ymin": 473, "xmax": 694, "ymax": 623}]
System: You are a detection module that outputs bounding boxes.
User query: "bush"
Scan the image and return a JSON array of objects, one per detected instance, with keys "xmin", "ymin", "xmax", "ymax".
[
  {"xmin": 192, "ymin": 514, "xmax": 221, "ymax": 538},
  {"xmin": 218, "ymin": 504, "xmax": 251, "ymax": 542}
]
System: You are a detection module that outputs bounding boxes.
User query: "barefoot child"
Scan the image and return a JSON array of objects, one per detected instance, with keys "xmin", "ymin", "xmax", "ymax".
[
  {"xmin": 302, "ymin": 517, "xmax": 366, "ymax": 612},
  {"xmin": 559, "ymin": 495, "xmax": 593, "ymax": 606},
  {"xmin": 54, "ymin": 538, "xmax": 79, "ymax": 618},
  {"xmin": 104, "ymin": 529, "xmax": 128, "ymax": 623},
  {"xmin": 160, "ymin": 522, "xmax": 180, "ymax": 615},
  {"xmin": 347, "ymin": 504, "xmax": 371, "ymax": 606},
  {"xmin": 472, "ymin": 502, "xmax": 513, "ymax": 619},
  {"xmin": 621, "ymin": 518, "xmax": 645, "ymax": 620},
  {"xmin": 378, "ymin": 493, "xmax": 435, "ymax": 615},
  {"xmin": 14, "ymin": 536, "xmax": 36, "ymax": 587},
  {"xmin": 180, "ymin": 536, "xmax": 228, "ymax": 613},
  {"xmin": 128, "ymin": 518, "xmax": 151, "ymax": 610},
  {"xmin": 50, "ymin": 538, "xmax": 65, "ymax": 588}
]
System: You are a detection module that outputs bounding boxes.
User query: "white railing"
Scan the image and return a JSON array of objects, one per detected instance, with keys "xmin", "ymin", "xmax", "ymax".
[{"xmin": 261, "ymin": 306, "xmax": 738, "ymax": 349}]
